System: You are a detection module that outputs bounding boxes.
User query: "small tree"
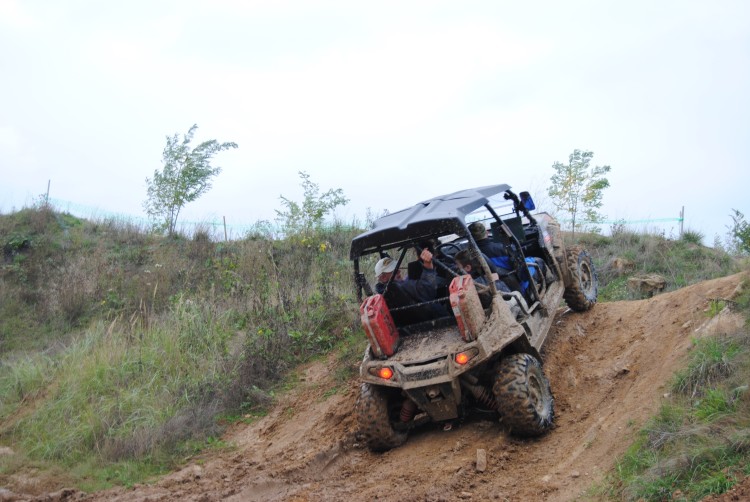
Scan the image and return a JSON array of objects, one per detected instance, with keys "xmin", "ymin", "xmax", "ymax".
[
  {"xmin": 728, "ymin": 209, "xmax": 750, "ymax": 255},
  {"xmin": 144, "ymin": 124, "xmax": 237, "ymax": 235},
  {"xmin": 276, "ymin": 171, "xmax": 349, "ymax": 237},
  {"xmin": 547, "ymin": 149, "xmax": 611, "ymax": 236}
]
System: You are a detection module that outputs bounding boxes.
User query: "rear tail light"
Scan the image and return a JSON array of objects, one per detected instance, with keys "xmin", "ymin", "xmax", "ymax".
[
  {"xmin": 369, "ymin": 366, "xmax": 394, "ymax": 380},
  {"xmin": 455, "ymin": 348, "xmax": 479, "ymax": 365},
  {"xmin": 378, "ymin": 367, "xmax": 394, "ymax": 379}
]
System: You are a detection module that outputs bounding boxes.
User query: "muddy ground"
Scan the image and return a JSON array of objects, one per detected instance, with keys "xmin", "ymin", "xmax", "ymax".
[{"xmin": 3, "ymin": 273, "xmax": 748, "ymax": 501}]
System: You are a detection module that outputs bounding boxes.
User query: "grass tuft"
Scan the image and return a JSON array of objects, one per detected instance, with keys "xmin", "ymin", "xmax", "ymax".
[
  {"xmin": 681, "ymin": 229, "xmax": 705, "ymax": 246},
  {"xmin": 672, "ymin": 336, "xmax": 741, "ymax": 398}
]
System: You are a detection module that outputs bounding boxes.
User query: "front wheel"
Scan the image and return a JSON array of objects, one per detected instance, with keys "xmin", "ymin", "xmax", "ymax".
[
  {"xmin": 493, "ymin": 353, "xmax": 554, "ymax": 436},
  {"xmin": 562, "ymin": 246, "xmax": 598, "ymax": 311},
  {"xmin": 356, "ymin": 383, "xmax": 407, "ymax": 452}
]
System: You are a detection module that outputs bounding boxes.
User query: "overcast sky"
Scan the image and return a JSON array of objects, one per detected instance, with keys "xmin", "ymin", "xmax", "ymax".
[{"xmin": 1, "ymin": 0, "xmax": 748, "ymax": 242}]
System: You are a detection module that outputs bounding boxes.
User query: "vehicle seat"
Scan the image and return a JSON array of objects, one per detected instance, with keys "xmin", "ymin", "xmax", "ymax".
[{"xmin": 382, "ymin": 285, "xmax": 439, "ymax": 326}]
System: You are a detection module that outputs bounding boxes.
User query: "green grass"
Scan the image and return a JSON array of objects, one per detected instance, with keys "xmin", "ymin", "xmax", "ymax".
[
  {"xmin": 693, "ymin": 388, "xmax": 737, "ymax": 421},
  {"xmin": 706, "ymin": 299, "xmax": 727, "ymax": 318},
  {"xmin": 599, "ymin": 275, "xmax": 629, "ymax": 302},
  {"xmin": 0, "ymin": 206, "xmax": 363, "ymax": 488},
  {"xmin": 332, "ymin": 327, "xmax": 368, "ymax": 384},
  {"xmin": 604, "ymin": 280, "xmax": 750, "ymax": 501},
  {"xmin": 10, "ymin": 318, "xmax": 221, "ymax": 461},
  {"xmin": 0, "ymin": 296, "xmax": 295, "ymax": 486},
  {"xmin": 672, "ymin": 336, "xmax": 742, "ymax": 397},
  {"xmin": 571, "ymin": 229, "xmax": 740, "ymax": 301},
  {"xmin": 70, "ymin": 458, "xmax": 168, "ymax": 492},
  {"xmin": 608, "ymin": 412, "xmax": 748, "ymax": 501}
]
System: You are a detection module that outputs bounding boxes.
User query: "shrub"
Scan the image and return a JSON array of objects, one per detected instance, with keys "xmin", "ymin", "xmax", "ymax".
[
  {"xmin": 681, "ymin": 229, "xmax": 704, "ymax": 245},
  {"xmin": 728, "ymin": 209, "xmax": 750, "ymax": 255}
]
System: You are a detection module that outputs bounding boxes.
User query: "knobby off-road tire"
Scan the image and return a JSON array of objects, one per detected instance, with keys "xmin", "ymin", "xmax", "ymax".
[
  {"xmin": 493, "ymin": 353, "xmax": 554, "ymax": 436},
  {"xmin": 562, "ymin": 245, "xmax": 598, "ymax": 312},
  {"xmin": 356, "ymin": 383, "xmax": 407, "ymax": 452}
]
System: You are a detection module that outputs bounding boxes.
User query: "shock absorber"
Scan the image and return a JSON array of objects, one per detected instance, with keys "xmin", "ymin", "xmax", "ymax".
[
  {"xmin": 460, "ymin": 376, "xmax": 498, "ymax": 411},
  {"xmin": 400, "ymin": 398, "xmax": 418, "ymax": 422}
]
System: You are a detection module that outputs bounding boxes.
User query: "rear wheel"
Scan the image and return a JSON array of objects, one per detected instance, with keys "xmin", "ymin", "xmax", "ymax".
[
  {"xmin": 356, "ymin": 383, "xmax": 407, "ymax": 452},
  {"xmin": 562, "ymin": 246, "xmax": 597, "ymax": 311},
  {"xmin": 493, "ymin": 353, "xmax": 554, "ymax": 436}
]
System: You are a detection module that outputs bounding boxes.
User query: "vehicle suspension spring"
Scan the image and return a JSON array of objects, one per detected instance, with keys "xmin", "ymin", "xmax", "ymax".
[
  {"xmin": 473, "ymin": 385, "xmax": 498, "ymax": 411},
  {"xmin": 462, "ymin": 380, "xmax": 498, "ymax": 411},
  {"xmin": 400, "ymin": 398, "xmax": 417, "ymax": 422}
]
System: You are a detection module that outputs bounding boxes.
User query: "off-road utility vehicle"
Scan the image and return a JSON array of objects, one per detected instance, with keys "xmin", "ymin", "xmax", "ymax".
[{"xmin": 351, "ymin": 184, "xmax": 597, "ymax": 451}]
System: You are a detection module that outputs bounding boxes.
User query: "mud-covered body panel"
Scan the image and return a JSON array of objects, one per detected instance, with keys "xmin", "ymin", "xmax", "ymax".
[
  {"xmin": 360, "ymin": 297, "xmax": 528, "ymax": 387},
  {"xmin": 352, "ymin": 185, "xmax": 595, "ymax": 445}
]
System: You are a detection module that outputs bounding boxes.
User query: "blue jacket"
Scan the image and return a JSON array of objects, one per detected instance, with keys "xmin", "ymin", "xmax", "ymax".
[
  {"xmin": 476, "ymin": 237, "xmax": 543, "ymax": 293},
  {"xmin": 476, "ymin": 238, "xmax": 512, "ymax": 271}
]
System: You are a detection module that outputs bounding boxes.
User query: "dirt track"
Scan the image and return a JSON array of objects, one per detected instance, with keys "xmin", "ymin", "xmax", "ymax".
[{"xmin": 9, "ymin": 273, "xmax": 749, "ymax": 501}]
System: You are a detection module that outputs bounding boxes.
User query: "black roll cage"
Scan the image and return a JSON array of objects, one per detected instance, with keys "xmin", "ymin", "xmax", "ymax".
[{"xmin": 351, "ymin": 185, "xmax": 540, "ymax": 306}]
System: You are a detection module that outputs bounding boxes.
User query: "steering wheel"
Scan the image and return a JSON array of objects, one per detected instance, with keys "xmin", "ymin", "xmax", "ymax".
[{"xmin": 435, "ymin": 242, "xmax": 463, "ymax": 269}]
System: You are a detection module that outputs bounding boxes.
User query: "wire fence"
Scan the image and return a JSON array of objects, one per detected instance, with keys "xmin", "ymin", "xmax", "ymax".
[
  {"xmin": 558, "ymin": 216, "xmax": 684, "ymax": 234},
  {"xmin": 36, "ymin": 197, "xmax": 685, "ymax": 240},
  {"xmin": 44, "ymin": 197, "xmax": 274, "ymax": 239},
  {"xmin": 44, "ymin": 197, "xmax": 366, "ymax": 241}
]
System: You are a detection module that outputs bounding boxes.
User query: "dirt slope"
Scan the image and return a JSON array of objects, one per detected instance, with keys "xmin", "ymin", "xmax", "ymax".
[{"xmin": 11, "ymin": 273, "xmax": 748, "ymax": 502}]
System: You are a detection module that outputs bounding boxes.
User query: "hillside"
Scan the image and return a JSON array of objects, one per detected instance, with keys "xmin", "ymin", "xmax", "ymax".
[
  {"xmin": 1, "ymin": 272, "xmax": 740, "ymax": 501},
  {"xmin": 1, "ymin": 207, "xmax": 748, "ymax": 500}
]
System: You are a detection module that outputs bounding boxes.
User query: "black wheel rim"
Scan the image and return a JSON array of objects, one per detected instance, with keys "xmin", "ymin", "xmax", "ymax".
[
  {"xmin": 579, "ymin": 259, "xmax": 593, "ymax": 294},
  {"xmin": 528, "ymin": 373, "xmax": 545, "ymax": 414}
]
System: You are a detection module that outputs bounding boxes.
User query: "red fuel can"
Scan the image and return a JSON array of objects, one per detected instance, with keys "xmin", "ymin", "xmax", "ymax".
[
  {"xmin": 360, "ymin": 294, "xmax": 400, "ymax": 358},
  {"xmin": 449, "ymin": 275, "xmax": 485, "ymax": 342}
]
